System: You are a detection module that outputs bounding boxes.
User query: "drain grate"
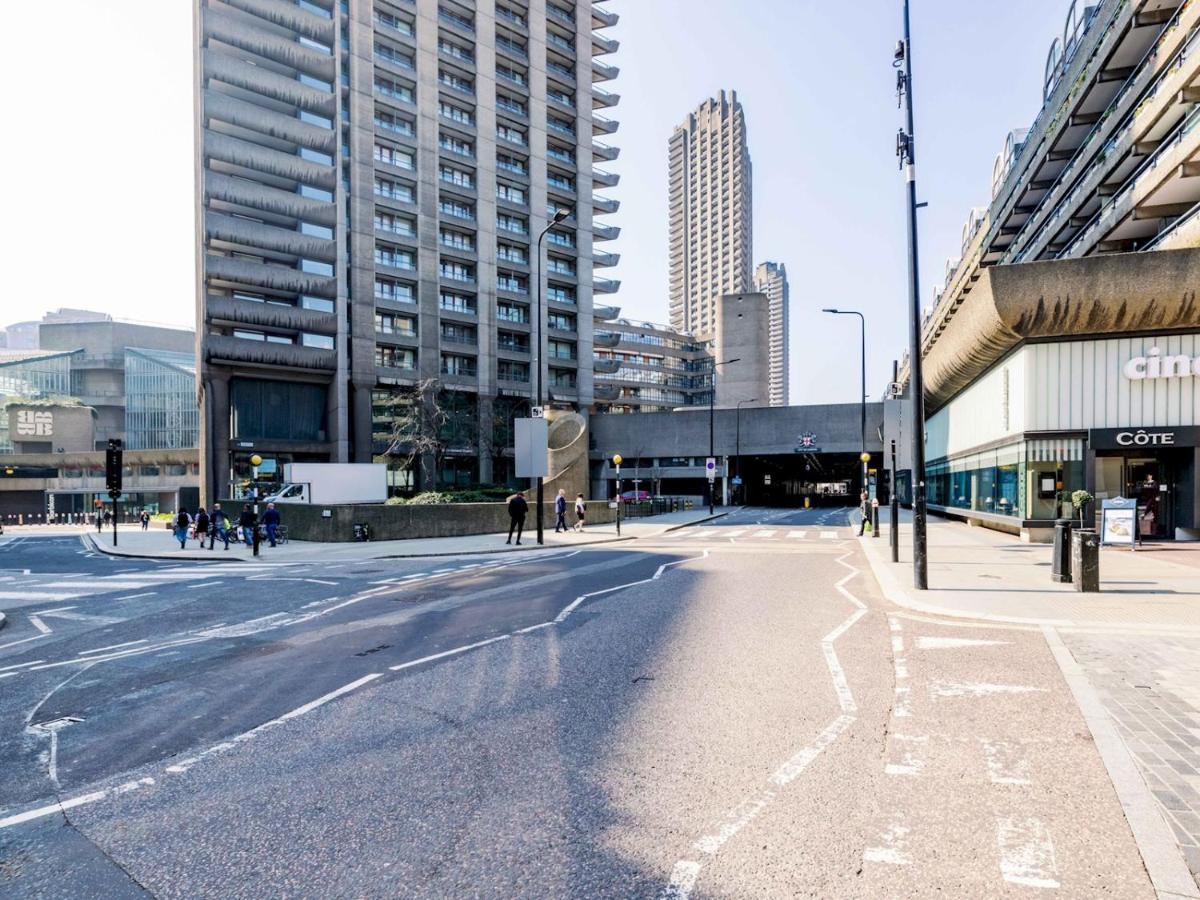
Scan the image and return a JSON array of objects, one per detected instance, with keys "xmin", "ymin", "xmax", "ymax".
[{"xmin": 31, "ymin": 716, "xmax": 83, "ymax": 733}]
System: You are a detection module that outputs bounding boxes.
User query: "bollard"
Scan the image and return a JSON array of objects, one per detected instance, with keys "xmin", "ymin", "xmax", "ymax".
[
  {"xmin": 872, "ymin": 500, "xmax": 880, "ymax": 539},
  {"xmin": 1072, "ymin": 529, "xmax": 1100, "ymax": 592},
  {"xmin": 1051, "ymin": 519, "xmax": 1073, "ymax": 583}
]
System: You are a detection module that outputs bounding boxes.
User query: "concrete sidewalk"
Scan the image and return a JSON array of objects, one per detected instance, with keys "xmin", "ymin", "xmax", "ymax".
[
  {"xmin": 858, "ymin": 510, "xmax": 1200, "ymax": 633},
  {"xmin": 81, "ymin": 507, "xmax": 727, "ymax": 562}
]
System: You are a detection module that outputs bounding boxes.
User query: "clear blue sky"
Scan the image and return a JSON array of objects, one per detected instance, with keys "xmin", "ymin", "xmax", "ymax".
[
  {"xmin": 2, "ymin": 0, "xmax": 1072, "ymax": 408},
  {"xmin": 605, "ymin": 0, "xmax": 1071, "ymax": 404}
]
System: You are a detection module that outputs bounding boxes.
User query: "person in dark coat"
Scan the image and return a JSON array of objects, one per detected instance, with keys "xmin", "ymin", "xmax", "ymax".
[
  {"xmin": 208, "ymin": 503, "xmax": 230, "ymax": 550},
  {"xmin": 554, "ymin": 489, "xmax": 568, "ymax": 533},
  {"xmin": 174, "ymin": 509, "xmax": 190, "ymax": 549},
  {"xmin": 194, "ymin": 507, "xmax": 210, "ymax": 545},
  {"xmin": 239, "ymin": 504, "xmax": 257, "ymax": 548},
  {"xmin": 140, "ymin": 510, "xmax": 150, "ymax": 531},
  {"xmin": 261, "ymin": 502, "xmax": 281, "ymax": 547},
  {"xmin": 857, "ymin": 491, "xmax": 871, "ymax": 537},
  {"xmin": 506, "ymin": 491, "xmax": 528, "ymax": 545}
]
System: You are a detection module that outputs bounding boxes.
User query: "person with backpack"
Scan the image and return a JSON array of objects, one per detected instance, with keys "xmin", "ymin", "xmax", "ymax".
[
  {"xmin": 208, "ymin": 503, "xmax": 230, "ymax": 550},
  {"xmin": 194, "ymin": 507, "xmax": 210, "ymax": 545},
  {"xmin": 174, "ymin": 509, "xmax": 191, "ymax": 549},
  {"xmin": 554, "ymin": 489, "xmax": 568, "ymax": 533},
  {"xmin": 238, "ymin": 504, "xmax": 258, "ymax": 548},
  {"xmin": 506, "ymin": 491, "xmax": 528, "ymax": 545}
]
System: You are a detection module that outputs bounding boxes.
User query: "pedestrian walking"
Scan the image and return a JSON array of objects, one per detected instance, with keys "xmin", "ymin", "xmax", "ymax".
[
  {"xmin": 208, "ymin": 503, "xmax": 230, "ymax": 550},
  {"xmin": 554, "ymin": 489, "xmax": 568, "ymax": 533},
  {"xmin": 574, "ymin": 494, "xmax": 586, "ymax": 532},
  {"xmin": 140, "ymin": 510, "xmax": 150, "ymax": 531},
  {"xmin": 261, "ymin": 502, "xmax": 281, "ymax": 547},
  {"xmin": 856, "ymin": 491, "xmax": 871, "ymax": 537},
  {"xmin": 238, "ymin": 504, "xmax": 257, "ymax": 548},
  {"xmin": 506, "ymin": 491, "xmax": 528, "ymax": 545},
  {"xmin": 95, "ymin": 510, "xmax": 103, "ymax": 532},
  {"xmin": 174, "ymin": 508, "xmax": 190, "ymax": 549},
  {"xmin": 194, "ymin": 507, "xmax": 210, "ymax": 545}
]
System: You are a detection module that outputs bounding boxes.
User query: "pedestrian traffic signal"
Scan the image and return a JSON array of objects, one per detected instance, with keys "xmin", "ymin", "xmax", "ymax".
[{"xmin": 105, "ymin": 438, "xmax": 123, "ymax": 494}]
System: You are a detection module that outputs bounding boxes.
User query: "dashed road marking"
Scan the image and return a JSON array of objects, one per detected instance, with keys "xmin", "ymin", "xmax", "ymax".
[
  {"xmin": 930, "ymin": 681, "xmax": 1048, "ymax": 699},
  {"xmin": 915, "ymin": 636, "xmax": 1010, "ymax": 650},
  {"xmin": 997, "ymin": 817, "xmax": 1060, "ymax": 889}
]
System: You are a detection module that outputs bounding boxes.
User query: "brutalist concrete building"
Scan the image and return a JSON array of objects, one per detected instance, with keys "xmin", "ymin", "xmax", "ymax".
[{"xmin": 194, "ymin": 0, "xmax": 620, "ymax": 500}]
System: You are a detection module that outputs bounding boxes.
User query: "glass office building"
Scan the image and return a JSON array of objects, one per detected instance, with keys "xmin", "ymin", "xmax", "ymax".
[{"xmin": 124, "ymin": 348, "xmax": 200, "ymax": 450}]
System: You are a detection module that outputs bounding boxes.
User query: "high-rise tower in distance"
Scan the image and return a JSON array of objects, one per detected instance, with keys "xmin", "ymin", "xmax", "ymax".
[
  {"xmin": 193, "ymin": 0, "xmax": 621, "ymax": 501},
  {"xmin": 667, "ymin": 90, "xmax": 753, "ymax": 339},
  {"xmin": 753, "ymin": 261, "xmax": 789, "ymax": 407}
]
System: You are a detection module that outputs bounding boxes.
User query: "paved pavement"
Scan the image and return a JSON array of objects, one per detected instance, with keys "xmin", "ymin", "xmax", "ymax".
[{"xmin": 0, "ymin": 509, "xmax": 1166, "ymax": 896}]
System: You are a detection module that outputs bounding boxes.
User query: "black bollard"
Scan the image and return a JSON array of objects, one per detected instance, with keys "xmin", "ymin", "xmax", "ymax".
[{"xmin": 1051, "ymin": 519, "xmax": 1073, "ymax": 584}]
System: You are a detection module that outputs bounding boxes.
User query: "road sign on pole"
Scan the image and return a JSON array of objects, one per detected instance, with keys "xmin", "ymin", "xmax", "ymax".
[
  {"xmin": 705, "ymin": 457, "xmax": 717, "ymax": 481},
  {"xmin": 514, "ymin": 418, "xmax": 548, "ymax": 478}
]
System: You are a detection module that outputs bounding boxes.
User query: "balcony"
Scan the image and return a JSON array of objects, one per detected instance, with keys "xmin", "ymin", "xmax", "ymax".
[
  {"xmin": 593, "ymin": 356, "xmax": 621, "ymax": 375},
  {"xmin": 593, "ymin": 303, "xmax": 621, "ymax": 320},
  {"xmin": 591, "ymin": 32, "xmax": 619, "ymax": 56},
  {"xmin": 593, "ymin": 383, "xmax": 620, "ymax": 402},
  {"xmin": 592, "ymin": 87, "xmax": 620, "ymax": 109},
  {"xmin": 593, "ymin": 223, "xmax": 620, "ymax": 241},
  {"xmin": 593, "ymin": 195, "xmax": 620, "ymax": 215},
  {"xmin": 593, "ymin": 331, "xmax": 620, "ymax": 348},
  {"xmin": 593, "ymin": 168, "xmax": 619, "ymax": 188},
  {"xmin": 591, "ymin": 5, "xmax": 619, "ymax": 29},
  {"xmin": 592, "ymin": 59, "xmax": 618, "ymax": 82},
  {"xmin": 592, "ymin": 114, "xmax": 618, "ymax": 135},
  {"xmin": 592, "ymin": 141, "xmax": 620, "ymax": 162},
  {"xmin": 593, "ymin": 250, "xmax": 620, "ymax": 268},
  {"xmin": 593, "ymin": 277, "xmax": 620, "ymax": 294}
]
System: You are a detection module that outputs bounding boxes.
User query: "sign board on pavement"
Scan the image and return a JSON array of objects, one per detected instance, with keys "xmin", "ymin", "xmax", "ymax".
[
  {"xmin": 514, "ymin": 417, "xmax": 549, "ymax": 478},
  {"xmin": 1100, "ymin": 496, "xmax": 1137, "ymax": 546}
]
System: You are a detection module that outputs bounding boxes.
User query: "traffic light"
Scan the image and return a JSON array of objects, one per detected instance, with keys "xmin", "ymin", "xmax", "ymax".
[{"xmin": 105, "ymin": 438, "xmax": 123, "ymax": 497}]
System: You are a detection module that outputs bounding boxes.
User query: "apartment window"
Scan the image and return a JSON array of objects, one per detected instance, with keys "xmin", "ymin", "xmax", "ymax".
[
  {"xmin": 439, "ymin": 290, "xmax": 477, "ymax": 314},
  {"xmin": 496, "ymin": 94, "xmax": 527, "ymax": 116},
  {"xmin": 441, "ymin": 322, "xmax": 477, "ymax": 345},
  {"xmin": 439, "ymin": 101, "xmax": 474, "ymax": 126},
  {"xmin": 233, "ymin": 329, "xmax": 266, "ymax": 341},
  {"xmin": 375, "ymin": 244, "xmax": 415, "ymax": 270},
  {"xmin": 496, "ymin": 183, "xmax": 526, "ymax": 204},
  {"xmin": 300, "ymin": 259, "xmax": 334, "ymax": 276},
  {"xmin": 546, "ymin": 31, "xmax": 574, "ymax": 53},
  {"xmin": 374, "ymin": 177, "xmax": 415, "ymax": 203},
  {"xmin": 438, "ymin": 37, "xmax": 474, "ymax": 63},
  {"xmin": 546, "ymin": 143, "xmax": 573, "ymax": 163},
  {"xmin": 498, "ymin": 360, "xmax": 530, "ymax": 382},
  {"xmin": 440, "ymin": 353, "xmax": 477, "ymax": 377},
  {"xmin": 298, "ymin": 0, "xmax": 331, "ymax": 19},
  {"xmin": 547, "ymin": 312, "xmax": 576, "ymax": 331},
  {"xmin": 547, "ymin": 115, "xmax": 574, "ymax": 138},
  {"xmin": 438, "ymin": 5, "xmax": 474, "ymax": 31},
  {"xmin": 375, "ymin": 42, "xmax": 414, "ymax": 69},
  {"xmin": 375, "ymin": 277, "xmax": 416, "ymax": 303},
  {"xmin": 298, "ymin": 72, "xmax": 333, "ymax": 92},
  {"xmin": 549, "ymin": 369, "xmax": 576, "ymax": 388},
  {"xmin": 546, "ymin": 60, "xmax": 573, "ymax": 80},
  {"xmin": 547, "ymin": 88, "xmax": 574, "ymax": 108},
  {"xmin": 438, "ymin": 69, "xmax": 474, "ymax": 94},
  {"xmin": 547, "ymin": 229, "xmax": 574, "ymax": 248},
  {"xmin": 496, "ymin": 62, "xmax": 527, "ymax": 86},
  {"xmin": 497, "ymin": 242, "xmax": 527, "ymax": 264},
  {"xmin": 496, "ymin": 124, "xmax": 526, "ymax": 146},
  {"xmin": 547, "ymin": 256, "xmax": 574, "ymax": 276},
  {"xmin": 547, "ymin": 172, "xmax": 575, "ymax": 192},
  {"xmin": 496, "ymin": 301, "xmax": 529, "ymax": 323},
  {"xmin": 498, "ymin": 331, "xmax": 530, "ymax": 352},
  {"xmin": 302, "ymin": 333, "xmax": 335, "ymax": 349},
  {"xmin": 375, "ymin": 313, "xmax": 416, "ymax": 336},
  {"xmin": 439, "ymin": 228, "xmax": 475, "ymax": 251},
  {"xmin": 374, "ymin": 10, "xmax": 414, "ymax": 36},
  {"xmin": 300, "ymin": 184, "xmax": 333, "ymax": 202},
  {"xmin": 374, "ymin": 109, "xmax": 415, "ymax": 137},
  {"xmin": 374, "ymin": 210, "xmax": 416, "ymax": 235},
  {"xmin": 548, "ymin": 339, "xmax": 576, "ymax": 360},
  {"xmin": 440, "ymin": 259, "xmax": 475, "ymax": 282},
  {"xmin": 374, "ymin": 74, "xmax": 414, "ymax": 103},
  {"xmin": 374, "ymin": 143, "xmax": 414, "ymax": 170},
  {"xmin": 376, "ymin": 346, "xmax": 416, "ymax": 369},
  {"xmin": 299, "ymin": 109, "xmax": 333, "ymax": 128},
  {"xmin": 439, "ymin": 133, "xmax": 474, "ymax": 157},
  {"xmin": 496, "ymin": 33, "xmax": 527, "ymax": 58},
  {"xmin": 299, "ymin": 146, "xmax": 334, "ymax": 165},
  {"xmin": 439, "ymin": 164, "xmax": 474, "ymax": 188},
  {"xmin": 299, "ymin": 221, "xmax": 334, "ymax": 239},
  {"xmin": 496, "ymin": 152, "xmax": 528, "ymax": 175},
  {"xmin": 497, "ymin": 212, "xmax": 528, "ymax": 234},
  {"xmin": 439, "ymin": 198, "xmax": 475, "ymax": 220},
  {"xmin": 496, "ymin": 4, "xmax": 526, "ymax": 27},
  {"xmin": 301, "ymin": 295, "xmax": 335, "ymax": 313},
  {"xmin": 547, "ymin": 284, "xmax": 575, "ymax": 304},
  {"xmin": 497, "ymin": 272, "xmax": 528, "ymax": 294}
]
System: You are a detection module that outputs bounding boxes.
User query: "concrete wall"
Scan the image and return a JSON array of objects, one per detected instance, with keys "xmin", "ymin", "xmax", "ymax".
[
  {"xmin": 715, "ymin": 293, "xmax": 769, "ymax": 408},
  {"xmin": 255, "ymin": 499, "xmax": 617, "ymax": 543},
  {"xmin": 7, "ymin": 405, "xmax": 96, "ymax": 453}
]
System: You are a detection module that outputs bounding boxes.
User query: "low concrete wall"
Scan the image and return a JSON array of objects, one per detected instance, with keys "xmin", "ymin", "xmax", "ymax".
[{"xmin": 263, "ymin": 500, "xmax": 618, "ymax": 543}]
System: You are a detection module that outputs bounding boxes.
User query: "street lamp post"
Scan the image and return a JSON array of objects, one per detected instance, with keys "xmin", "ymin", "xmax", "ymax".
[
  {"xmin": 822, "ymin": 309, "xmax": 868, "ymax": 494},
  {"xmin": 708, "ymin": 357, "xmax": 741, "ymax": 515},
  {"xmin": 533, "ymin": 208, "xmax": 570, "ymax": 546},
  {"xmin": 735, "ymin": 397, "xmax": 757, "ymax": 505},
  {"xmin": 896, "ymin": 0, "xmax": 929, "ymax": 589}
]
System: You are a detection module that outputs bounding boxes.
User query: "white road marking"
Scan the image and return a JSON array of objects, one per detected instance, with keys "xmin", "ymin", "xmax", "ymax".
[
  {"xmin": 0, "ymin": 778, "xmax": 155, "ymax": 830},
  {"xmin": 980, "ymin": 739, "xmax": 1032, "ymax": 786},
  {"xmin": 116, "ymin": 592, "xmax": 157, "ymax": 601},
  {"xmin": 787, "ymin": 530, "xmax": 808, "ymax": 539},
  {"xmin": 894, "ymin": 685, "xmax": 913, "ymax": 717},
  {"xmin": 752, "ymin": 530, "xmax": 776, "ymax": 538},
  {"xmin": 891, "ymin": 635, "xmax": 904, "ymax": 653},
  {"xmin": 885, "ymin": 735, "xmax": 928, "ymax": 777},
  {"xmin": 0, "ymin": 660, "xmax": 44, "ymax": 672},
  {"xmin": 29, "ymin": 616, "xmax": 51, "ymax": 635},
  {"xmin": 0, "ymin": 634, "xmax": 49, "ymax": 651},
  {"xmin": 185, "ymin": 581, "xmax": 224, "ymax": 590},
  {"xmin": 31, "ymin": 609, "xmax": 122, "ymax": 626},
  {"xmin": 721, "ymin": 530, "xmax": 744, "ymax": 538},
  {"xmin": 0, "ymin": 592, "xmax": 81, "ymax": 602},
  {"xmin": 997, "ymin": 817, "xmax": 1060, "ymax": 889},
  {"xmin": 820, "ymin": 531, "xmax": 838, "ymax": 539},
  {"xmin": 864, "ymin": 820, "xmax": 912, "ymax": 866},
  {"xmin": 78, "ymin": 639, "xmax": 150, "ymax": 657},
  {"xmin": 931, "ymin": 681, "xmax": 1048, "ymax": 698},
  {"xmin": 915, "ymin": 636, "xmax": 1010, "ymax": 650},
  {"xmin": 304, "ymin": 578, "xmax": 337, "ymax": 586},
  {"xmin": 663, "ymin": 861, "xmax": 702, "ymax": 900},
  {"xmin": 37, "ymin": 581, "xmax": 149, "ymax": 591}
]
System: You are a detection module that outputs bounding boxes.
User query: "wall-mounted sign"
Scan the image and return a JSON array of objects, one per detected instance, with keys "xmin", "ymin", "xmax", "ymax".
[
  {"xmin": 1090, "ymin": 427, "xmax": 1200, "ymax": 450},
  {"xmin": 1123, "ymin": 348, "xmax": 1200, "ymax": 381},
  {"xmin": 14, "ymin": 410, "xmax": 52, "ymax": 437},
  {"xmin": 794, "ymin": 432, "xmax": 821, "ymax": 453}
]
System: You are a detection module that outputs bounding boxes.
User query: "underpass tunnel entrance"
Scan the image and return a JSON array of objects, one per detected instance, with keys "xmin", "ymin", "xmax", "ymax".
[{"xmin": 732, "ymin": 453, "xmax": 878, "ymax": 507}]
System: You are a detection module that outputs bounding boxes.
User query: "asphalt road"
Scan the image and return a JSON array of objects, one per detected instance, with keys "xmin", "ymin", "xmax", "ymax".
[{"xmin": 0, "ymin": 509, "xmax": 1157, "ymax": 897}]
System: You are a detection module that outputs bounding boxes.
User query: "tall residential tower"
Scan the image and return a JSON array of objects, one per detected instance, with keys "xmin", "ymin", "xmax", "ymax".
[
  {"xmin": 753, "ymin": 261, "xmax": 789, "ymax": 406},
  {"xmin": 194, "ymin": 0, "xmax": 621, "ymax": 500},
  {"xmin": 667, "ymin": 90, "xmax": 752, "ymax": 339}
]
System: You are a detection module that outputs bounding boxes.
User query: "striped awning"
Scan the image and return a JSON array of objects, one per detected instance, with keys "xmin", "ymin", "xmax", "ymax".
[{"xmin": 1026, "ymin": 438, "xmax": 1084, "ymax": 462}]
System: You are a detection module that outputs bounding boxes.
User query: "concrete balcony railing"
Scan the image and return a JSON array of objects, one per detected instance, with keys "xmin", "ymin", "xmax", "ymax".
[
  {"xmin": 592, "ymin": 59, "xmax": 619, "ymax": 82},
  {"xmin": 592, "ymin": 87, "xmax": 620, "ymax": 109},
  {"xmin": 593, "ymin": 303, "xmax": 621, "ymax": 321},
  {"xmin": 593, "ymin": 223, "xmax": 621, "ymax": 241},
  {"xmin": 204, "ymin": 334, "xmax": 337, "ymax": 371},
  {"xmin": 593, "ymin": 277, "xmax": 621, "ymax": 294},
  {"xmin": 593, "ymin": 168, "xmax": 619, "ymax": 188},
  {"xmin": 593, "ymin": 250, "xmax": 620, "ymax": 268},
  {"xmin": 592, "ymin": 114, "xmax": 619, "ymax": 135},
  {"xmin": 593, "ymin": 195, "xmax": 620, "ymax": 215},
  {"xmin": 591, "ymin": 4, "xmax": 618, "ymax": 29},
  {"xmin": 592, "ymin": 141, "xmax": 620, "ymax": 162},
  {"xmin": 593, "ymin": 331, "xmax": 621, "ymax": 348},
  {"xmin": 593, "ymin": 356, "xmax": 620, "ymax": 374},
  {"xmin": 591, "ymin": 32, "xmax": 619, "ymax": 56}
]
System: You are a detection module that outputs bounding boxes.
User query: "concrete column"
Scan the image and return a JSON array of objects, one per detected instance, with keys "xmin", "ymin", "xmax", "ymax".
[
  {"xmin": 208, "ymin": 374, "xmax": 231, "ymax": 503},
  {"xmin": 351, "ymin": 382, "xmax": 373, "ymax": 462}
]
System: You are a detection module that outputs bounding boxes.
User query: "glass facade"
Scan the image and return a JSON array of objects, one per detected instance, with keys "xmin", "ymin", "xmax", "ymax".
[
  {"xmin": 0, "ymin": 351, "xmax": 76, "ymax": 453},
  {"xmin": 124, "ymin": 349, "xmax": 199, "ymax": 450},
  {"xmin": 926, "ymin": 439, "xmax": 1085, "ymax": 520}
]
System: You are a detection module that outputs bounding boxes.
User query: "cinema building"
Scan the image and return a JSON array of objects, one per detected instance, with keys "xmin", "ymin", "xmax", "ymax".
[{"xmin": 902, "ymin": 0, "xmax": 1200, "ymax": 542}]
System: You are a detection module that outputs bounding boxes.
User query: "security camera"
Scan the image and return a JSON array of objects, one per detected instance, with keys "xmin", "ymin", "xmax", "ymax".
[{"xmin": 894, "ymin": 41, "xmax": 906, "ymax": 64}]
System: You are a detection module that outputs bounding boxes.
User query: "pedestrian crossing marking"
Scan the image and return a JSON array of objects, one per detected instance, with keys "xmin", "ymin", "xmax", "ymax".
[
  {"xmin": 0, "ymin": 592, "xmax": 82, "ymax": 602},
  {"xmin": 820, "ymin": 531, "xmax": 839, "ymax": 540},
  {"xmin": 787, "ymin": 531, "xmax": 808, "ymax": 539},
  {"xmin": 753, "ymin": 530, "xmax": 776, "ymax": 537},
  {"xmin": 722, "ymin": 530, "xmax": 745, "ymax": 538}
]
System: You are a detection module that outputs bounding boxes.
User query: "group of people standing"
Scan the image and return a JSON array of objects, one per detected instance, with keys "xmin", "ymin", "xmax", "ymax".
[
  {"xmin": 171, "ymin": 502, "xmax": 282, "ymax": 550},
  {"xmin": 506, "ymin": 489, "xmax": 586, "ymax": 545}
]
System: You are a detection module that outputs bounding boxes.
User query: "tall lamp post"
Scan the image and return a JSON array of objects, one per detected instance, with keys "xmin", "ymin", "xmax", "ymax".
[
  {"xmin": 532, "ymin": 207, "xmax": 570, "ymax": 546},
  {"xmin": 708, "ymin": 357, "xmax": 741, "ymax": 515},
  {"xmin": 896, "ymin": 0, "xmax": 929, "ymax": 589},
  {"xmin": 822, "ymin": 309, "xmax": 868, "ymax": 494},
  {"xmin": 735, "ymin": 397, "xmax": 757, "ymax": 505}
]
